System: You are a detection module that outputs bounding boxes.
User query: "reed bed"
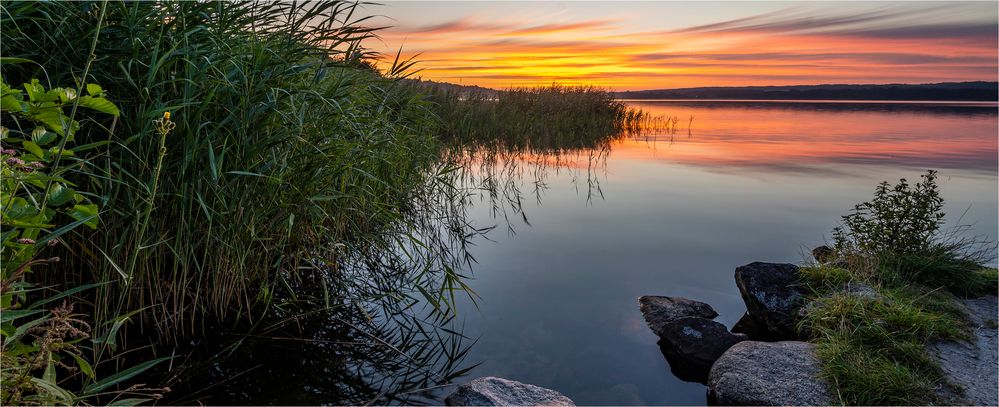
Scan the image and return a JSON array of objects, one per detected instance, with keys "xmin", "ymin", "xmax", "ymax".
[
  {"xmin": 421, "ymin": 83, "xmax": 679, "ymax": 151},
  {"xmin": 1, "ymin": 0, "xmax": 472, "ymax": 345}
]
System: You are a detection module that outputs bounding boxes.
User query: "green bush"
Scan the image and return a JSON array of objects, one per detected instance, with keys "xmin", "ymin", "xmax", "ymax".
[
  {"xmin": 833, "ymin": 170, "xmax": 944, "ymax": 256},
  {"xmin": 832, "ymin": 170, "xmax": 995, "ymax": 295}
]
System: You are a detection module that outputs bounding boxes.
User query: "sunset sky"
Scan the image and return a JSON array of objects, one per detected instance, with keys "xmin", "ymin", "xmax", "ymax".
[{"xmin": 366, "ymin": 1, "xmax": 999, "ymax": 90}]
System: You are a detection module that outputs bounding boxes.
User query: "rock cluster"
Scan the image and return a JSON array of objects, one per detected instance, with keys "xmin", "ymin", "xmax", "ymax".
[
  {"xmin": 639, "ymin": 296, "xmax": 745, "ymax": 383},
  {"xmin": 639, "ymin": 255, "xmax": 831, "ymax": 404}
]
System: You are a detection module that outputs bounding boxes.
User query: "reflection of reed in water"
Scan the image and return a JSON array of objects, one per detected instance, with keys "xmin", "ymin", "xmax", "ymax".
[
  {"xmin": 164, "ymin": 299, "xmax": 475, "ymax": 405},
  {"xmin": 426, "ymin": 84, "xmax": 689, "ymax": 234},
  {"xmin": 443, "ymin": 144, "xmax": 614, "ymax": 235}
]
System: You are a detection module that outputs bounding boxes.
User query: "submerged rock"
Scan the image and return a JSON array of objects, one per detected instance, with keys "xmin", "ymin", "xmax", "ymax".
[
  {"xmin": 708, "ymin": 341, "xmax": 832, "ymax": 406},
  {"xmin": 658, "ymin": 317, "xmax": 747, "ymax": 383},
  {"xmin": 734, "ymin": 262, "xmax": 808, "ymax": 339},
  {"xmin": 444, "ymin": 377, "xmax": 575, "ymax": 406},
  {"xmin": 931, "ymin": 295, "xmax": 998, "ymax": 406},
  {"xmin": 638, "ymin": 296, "xmax": 719, "ymax": 336}
]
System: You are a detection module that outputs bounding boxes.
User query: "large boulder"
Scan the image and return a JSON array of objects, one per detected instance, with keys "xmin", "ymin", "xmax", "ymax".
[
  {"xmin": 708, "ymin": 341, "xmax": 833, "ymax": 406},
  {"xmin": 638, "ymin": 296, "xmax": 718, "ymax": 336},
  {"xmin": 444, "ymin": 377, "xmax": 575, "ymax": 406},
  {"xmin": 931, "ymin": 295, "xmax": 998, "ymax": 406},
  {"xmin": 734, "ymin": 262, "xmax": 808, "ymax": 338},
  {"xmin": 658, "ymin": 317, "xmax": 747, "ymax": 383}
]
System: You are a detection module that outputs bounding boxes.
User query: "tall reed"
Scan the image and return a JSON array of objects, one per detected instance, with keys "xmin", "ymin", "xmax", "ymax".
[{"xmin": 1, "ymin": 1, "xmax": 471, "ymax": 343}]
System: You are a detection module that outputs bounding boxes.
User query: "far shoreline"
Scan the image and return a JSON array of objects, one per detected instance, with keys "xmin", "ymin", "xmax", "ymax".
[{"xmin": 619, "ymin": 98, "xmax": 999, "ymax": 106}]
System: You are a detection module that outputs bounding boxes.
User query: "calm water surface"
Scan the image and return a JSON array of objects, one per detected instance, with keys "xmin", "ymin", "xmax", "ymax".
[{"xmin": 449, "ymin": 100, "xmax": 998, "ymax": 405}]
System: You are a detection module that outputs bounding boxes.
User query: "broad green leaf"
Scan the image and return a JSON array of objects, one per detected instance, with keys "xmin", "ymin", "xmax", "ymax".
[
  {"xmin": 82, "ymin": 356, "xmax": 171, "ymax": 395},
  {"xmin": 28, "ymin": 106, "xmax": 69, "ymax": 135},
  {"xmin": 70, "ymin": 353, "xmax": 95, "ymax": 379},
  {"xmin": 86, "ymin": 83, "xmax": 103, "ymax": 97},
  {"xmin": 21, "ymin": 140, "xmax": 44, "ymax": 159},
  {"xmin": 48, "ymin": 183, "xmax": 75, "ymax": 206},
  {"xmin": 74, "ymin": 96, "xmax": 119, "ymax": 116},
  {"xmin": 23, "ymin": 79, "xmax": 43, "ymax": 101},
  {"xmin": 35, "ymin": 131, "xmax": 57, "ymax": 146},
  {"xmin": 0, "ymin": 94, "xmax": 22, "ymax": 112},
  {"xmin": 4, "ymin": 197, "xmax": 35, "ymax": 219},
  {"xmin": 67, "ymin": 204, "xmax": 99, "ymax": 229}
]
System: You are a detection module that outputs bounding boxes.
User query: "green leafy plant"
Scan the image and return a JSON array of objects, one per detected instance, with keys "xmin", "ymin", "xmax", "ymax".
[
  {"xmin": 831, "ymin": 170, "xmax": 996, "ymax": 294},
  {"xmin": 1, "ymin": 75, "xmax": 168, "ymax": 405},
  {"xmin": 833, "ymin": 170, "xmax": 944, "ymax": 256},
  {"xmin": 1, "ymin": 78, "xmax": 114, "ymax": 276}
]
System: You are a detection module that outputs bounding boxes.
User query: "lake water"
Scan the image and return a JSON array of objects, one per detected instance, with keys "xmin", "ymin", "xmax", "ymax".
[
  {"xmin": 447, "ymin": 100, "xmax": 998, "ymax": 405},
  {"xmin": 172, "ymin": 100, "xmax": 997, "ymax": 405}
]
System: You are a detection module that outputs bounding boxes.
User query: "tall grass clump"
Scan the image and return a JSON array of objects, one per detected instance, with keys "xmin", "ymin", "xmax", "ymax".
[
  {"xmin": 800, "ymin": 169, "xmax": 996, "ymax": 405},
  {"xmin": 2, "ymin": 0, "xmax": 473, "ymax": 353}
]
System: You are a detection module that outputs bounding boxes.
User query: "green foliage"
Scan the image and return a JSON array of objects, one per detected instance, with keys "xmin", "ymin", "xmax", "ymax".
[
  {"xmin": 804, "ymin": 171, "xmax": 997, "ymax": 405},
  {"xmin": 1, "ymin": 0, "xmax": 473, "ymax": 344},
  {"xmin": 833, "ymin": 170, "xmax": 944, "ymax": 256},
  {"xmin": 1, "ymin": 75, "xmax": 165, "ymax": 405},
  {"xmin": 831, "ymin": 170, "xmax": 995, "ymax": 295},
  {"xmin": 799, "ymin": 265, "xmax": 856, "ymax": 294},
  {"xmin": 1, "ymin": 77, "xmax": 112, "ymax": 278}
]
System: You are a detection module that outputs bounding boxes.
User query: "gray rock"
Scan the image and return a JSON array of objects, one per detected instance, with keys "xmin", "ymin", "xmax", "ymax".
[
  {"xmin": 708, "ymin": 341, "xmax": 833, "ymax": 406},
  {"xmin": 931, "ymin": 295, "xmax": 998, "ymax": 406},
  {"xmin": 638, "ymin": 296, "xmax": 719, "ymax": 336},
  {"xmin": 658, "ymin": 317, "xmax": 747, "ymax": 383},
  {"xmin": 734, "ymin": 262, "xmax": 808, "ymax": 339},
  {"xmin": 445, "ymin": 377, "xmax": 575, "ymax": 406}
]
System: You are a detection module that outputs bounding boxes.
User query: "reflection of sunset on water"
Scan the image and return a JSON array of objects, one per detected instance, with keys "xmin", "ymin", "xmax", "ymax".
[{"xmin": 610, "ymin": 102, "xmax": 998, "ymax": 174}]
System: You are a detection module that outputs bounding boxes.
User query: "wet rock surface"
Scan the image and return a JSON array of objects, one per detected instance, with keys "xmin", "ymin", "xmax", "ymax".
[
  {"xmin": 445, "ymin": 377, "xmax": 575, "ymax": 406},
  {"xmin": 931, "ymin": 295, "xmax": 998, "ymax": 406},
  {"xmin": 658, "ymin": 317, "xmax": 747, "ymax": 383},
  {"xmin": 708, "ymin": 341, "xmax": 832, "ymax": 406},
  {"xmin": 734, "ymin": 262, "xmax": 808, "ymax": 339},
  {"xmin": 638, "ymin": 296, "xmax": 719, "ymax": 336}
]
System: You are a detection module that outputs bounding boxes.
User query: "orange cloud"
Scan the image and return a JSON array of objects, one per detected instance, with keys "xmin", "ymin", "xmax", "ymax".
[{"xmin": 372, "ymin": 5, "xmax": 998, "ymax": 90}]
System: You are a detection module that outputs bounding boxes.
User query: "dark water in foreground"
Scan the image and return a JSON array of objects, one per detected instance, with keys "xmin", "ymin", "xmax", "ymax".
[
  {"xmin": 175, "ymin": 100, "xmax": 998, "ymax": 405},
  {"xmin": 448, "ymin": 100, "xmax": 998, "ymax": 405}
]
